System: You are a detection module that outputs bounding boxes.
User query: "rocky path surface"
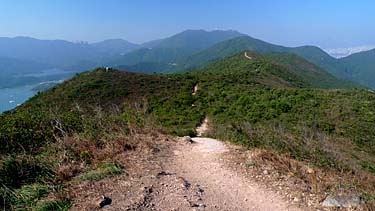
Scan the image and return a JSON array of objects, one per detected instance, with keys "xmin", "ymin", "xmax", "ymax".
[
  {"xmin": 159, "ymin": 119, "xmax": 301, "ymax": 211},
  {"xmin": 70, "ymin": 119, "xmax": 302, "ymax": 210}
]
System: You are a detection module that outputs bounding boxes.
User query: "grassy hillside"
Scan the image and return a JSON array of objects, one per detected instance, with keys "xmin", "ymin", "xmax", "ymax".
[
  {"xmin": 118, "ymin": 62, "xmax": 178, "ymax": 73},
  {"xmin": 0, "ymin": 52, "xmax": 358, "ymax": 154},
  {"xmin": 194, "ymin": 51, "xmax": 356, "ymax": 89},
  {"xmin": 189, "ymin": 53, "xmax": 375, "ymax": 173},
  {"xmin": 264, "ymin": 52, "xmax": 357, "ymax": 88},
  {"xmin": 183, "ymin": 36, "xmax": 284, "ymax": 68},
  {"xmin": 1, "ymin": 52, "xmax": 375, "ymax": 209},
  {"xmin": 184, "ymin": 36, "xmax": 352, "ymax": 82},
  {"xmin": 340, "ymin": 49, "xmax": 375, "ymax": 88},
  {"xmin": 0, "ymin": 69, "xmax": 200, "ymax": 210},
  {"xmin": 288, "ymin": 46, "xmax": 347, "ymax": 79}
]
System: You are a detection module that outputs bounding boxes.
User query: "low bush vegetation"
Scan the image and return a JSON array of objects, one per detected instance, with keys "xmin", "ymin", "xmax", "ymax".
[
  {"xmin": 75, "ymin": 162, "xmax": 123, "ymax": 182},
  {"xmin": 0, "ymin": 52, "xmax": 374, "ymax": 209}
]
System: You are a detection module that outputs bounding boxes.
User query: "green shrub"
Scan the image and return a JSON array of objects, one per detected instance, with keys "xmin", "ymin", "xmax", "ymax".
[
  {"xmin": 76, "ymin": 162, "xmax": 123, "ymax": 182},
  {"xmin": 2, "ymin": 184, "xmax": 51, "ymax": 210},
  {"xmin": 34, "ymin": 199, "xmax": 71, "ymax": 211},
  {"xmin": 0, "ymin": 156, "xmax": 53, "ymax": 188}
]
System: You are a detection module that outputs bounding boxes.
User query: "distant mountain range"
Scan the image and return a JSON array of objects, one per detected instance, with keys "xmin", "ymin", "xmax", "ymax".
[
  {"xmin": 179, "ymin": 36, "xmax": 348, "ymax": 83},
  {"xmin": 0, "ymin": 36, "xmax": 138, "ymax": 70},
  {"xmin": 339, "ymin": 48, "xmax": 375, "ymax": 88},
  {"xmin": 112, "ymin": 31, "xmax": 375, "ymax": 88},
  {"xmin": 111, "ymin": 30, "xmax": 245, "ymax": 72},
  {"xmin": 1, "ymin": 30, "xmax": 375, "ymax": 88},
  {"xmin": 0, "ymin": 36, "xmax": 139, "ymax": 88},
  {"xmin": 194, "ymin": 51, "xmax": 355, "ymax": 89}
]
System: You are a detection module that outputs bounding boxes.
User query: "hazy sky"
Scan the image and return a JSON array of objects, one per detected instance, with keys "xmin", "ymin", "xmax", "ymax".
[{"xmin": 0, "ymin": 0, "xmax": 374, "ymax": 48}]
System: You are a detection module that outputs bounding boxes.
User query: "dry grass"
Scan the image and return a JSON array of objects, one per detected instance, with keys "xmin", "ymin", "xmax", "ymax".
[
  {"xmin": 28, "ymin": 125, "xmax": 173, "ymax": 210},
  {"xmin": 65, "ymin": 132, "xmax": 174, "ymax": 210},
  {"xmin": 224, "ymin": 146, "xmax": 375, "ymax": 210}
]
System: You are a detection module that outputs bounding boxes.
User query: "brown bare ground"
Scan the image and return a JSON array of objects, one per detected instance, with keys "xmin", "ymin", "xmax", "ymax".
[{"xmin": 64, "ymin": 120, "xmax": 369, "ymax": 210}]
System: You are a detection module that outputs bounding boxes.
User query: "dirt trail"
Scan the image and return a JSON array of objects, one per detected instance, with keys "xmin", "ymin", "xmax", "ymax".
[
  {"xmin": 70, "ymin": 119, "xmax": 302, "ymax": 210},
  {"xmin": 166, "ymin": 119, "xmax": 301, "ymax": 211},
  {"xmin": 244, "ymin": 51, "xmax": 253, "ymax": 60},
  {"xmin": 192, "ymin": 84, "xmax": 199, "ymax": 96},
  {"xmin": 196, "ymin": 117, "xmax": 209, "ymax": 137}
]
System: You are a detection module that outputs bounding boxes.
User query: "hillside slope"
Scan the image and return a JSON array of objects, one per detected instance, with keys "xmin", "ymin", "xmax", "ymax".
[
  {"xmin": 194, "ymin": 51, "xmax": 356, "ymax": 89},
  {"xmin": 113, "ymin": 33, "xmax": 374, "ymax": 90},
  {"xmin": 2, "ymin": 31, "xmax": 375, "ymax": 90},
  {"xmin": 1, "ymin": 53, "xmax": 375, "ymax": 210},
  {"xmin": 111, "ymin": 30, "xmax": 244, "ymax": 72},
  {"xmin": 340, "ymin": 48, "xmax": 375, "ymax": 88},
  {"xmin": 184, "ymin": 36, "xmax": 349, "ymax": 81},
  {"xmin": 146, "ymin": 29, "xmax": 244, "ymax": 52},
  {"xmin": 264, "ymin": 52, "xmax": 356, "ymax": 88}
]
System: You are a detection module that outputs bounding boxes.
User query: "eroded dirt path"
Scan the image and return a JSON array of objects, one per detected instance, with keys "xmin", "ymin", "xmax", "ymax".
[
  {"xmin": 69, "ymin": 119, "xmax": 302, "ymax": 210},
  {"xmin": 139, "ymin": 118, "xmax": 301, "ymax": 210},
  {"xmin": 165, "ymin": 140, "xmax": 300, "ymax": 210},
  {"xmin": 244, "ymin": 51, "xmax": 253, "ymax": 60},
  {"xmin": 162, "ymin": 119, "xmax": 301, "ymax": 211},
  {"xmin": 192, "ymin": 84, "xmax": 199, "ymax": 96},
  {"xmin": 195, "ymin": 117, "xmax": 209, "ymax": 137}
]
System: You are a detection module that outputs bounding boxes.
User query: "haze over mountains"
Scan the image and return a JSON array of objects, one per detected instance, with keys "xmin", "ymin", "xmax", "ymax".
[
  {"xmin": 0, "ymin": 36, "xmax": 138, "ymax": 88},
  {"xmin": 1, "ymin": 29, "xmax": 375, "ymax": 89}
]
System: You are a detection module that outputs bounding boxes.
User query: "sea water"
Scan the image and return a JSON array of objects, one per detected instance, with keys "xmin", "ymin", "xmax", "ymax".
[
  {"xmin": 0, "ymin": 68, "xmax": 72, "ymax": 113},
  {"xmin": 0, "ymin": 85, "xmax": 36, "ymax": 113}
]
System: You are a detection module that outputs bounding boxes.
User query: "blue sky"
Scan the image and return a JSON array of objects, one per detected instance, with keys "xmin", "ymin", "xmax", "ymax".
[{"xmin": 0, "ymin": 0, "xmax": 374, "ymax": 48}]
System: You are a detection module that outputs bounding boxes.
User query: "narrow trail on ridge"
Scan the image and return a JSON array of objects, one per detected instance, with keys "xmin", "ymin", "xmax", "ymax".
[
  {"xmin": 244, "ymin": 51, "xmax": 253, "ymax": 60},
  {"xmin": 69, "ymin": 120, "xmax": 303, "ymax": 210},
  {"xmin": 159, "ymin": 117, "xmax": 302, "ymax": 210}
]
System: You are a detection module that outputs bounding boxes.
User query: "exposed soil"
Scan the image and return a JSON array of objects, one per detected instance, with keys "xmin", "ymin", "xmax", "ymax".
[
  {"xmin": 67, "ymin": 119, "xmax": 359, "ymax": 210},
  {"xmin": 195, "ymin": 117, "xmax": 209, "ymax": 137},
  {"xmin": 244, "ymin": 51, "xmax": 253, "ymax": 60},
  {"xmin": 192, "ymin": 84, "xmax": 199, "ymax": 96},
  {"xmin": 165, "ymin": 136, "xmax": 301, "ymax": 210},
  {"xmin": 55, "ymin": 69, "xmax": 368, "ymax": 210}
]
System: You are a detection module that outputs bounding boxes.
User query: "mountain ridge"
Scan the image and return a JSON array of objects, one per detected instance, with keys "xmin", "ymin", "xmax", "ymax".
[
  {"xmin": 1, "ymin": 51, "xmax": 375, "ymax": 209},
  {"xmin": 183, "ymin": 36, "xmax": 349, "ymax": 80},
  {"xmin": 110, "ymin": 30, "xmax": 245, "ymax": 71},
  {"xmin": 194, "ymin": 51, "xmax": 357, "ymax": 89},
  {"xmin": 1, "ymin": 29, "xmax": 375, "ymax": 89},
  {"xmin": 339, "ymin": 48, "xmax": 375, "ymax": 88}
]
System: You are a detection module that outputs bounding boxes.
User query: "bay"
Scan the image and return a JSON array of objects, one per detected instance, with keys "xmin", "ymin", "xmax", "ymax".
[{"xmin": 0, "ymin": 85, "xmax": 36, "ymax": 113}]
